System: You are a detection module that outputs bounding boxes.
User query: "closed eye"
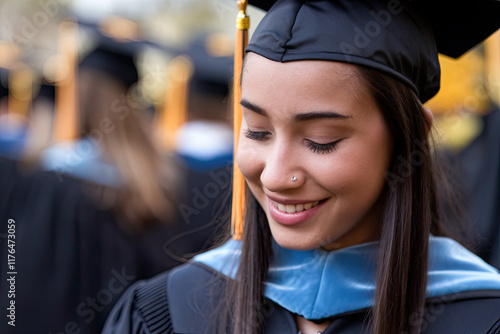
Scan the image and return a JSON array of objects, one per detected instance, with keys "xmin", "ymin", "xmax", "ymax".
[
  {"xmin": 305, "ymin": 139, "xmax": 341, "ymax": 154},
  {"xmin": 244, "ymin": 129, "xmax": 271, "ymax": 141}
]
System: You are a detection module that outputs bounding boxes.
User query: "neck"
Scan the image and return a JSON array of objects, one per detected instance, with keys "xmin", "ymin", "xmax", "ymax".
[{"xmin": 296, "ymin": 315, "xmax": 330, "ymax": 334}]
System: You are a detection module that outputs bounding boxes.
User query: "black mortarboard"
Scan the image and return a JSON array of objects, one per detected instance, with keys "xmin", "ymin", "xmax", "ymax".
[
  {"xmin": 247, "ymin": 0, "xmax": 500, "ymax": 103},
  {"xmin": 79, "ymin": 43, "xmax": 139, "ymax": 88},
  {"xmin": 185, "ymin": 35, "xmax": 233, "ymax": 98},
  {"xmin": 77, "ymin": 20, "xmax": 155, "ymax": 88}
]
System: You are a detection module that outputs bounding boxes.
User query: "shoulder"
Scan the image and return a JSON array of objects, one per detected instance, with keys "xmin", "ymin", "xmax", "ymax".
[
  {"xmin": 102, "ymin": 261, "xmax": 225, "ymax": 334},
  {"xmin": 423, "ymin": 290, "xmax": 500, "ymax": 334},
  {"xmin": 102, "ymin": 269, "xmax": 172, "ymax": 334},
  {"xmin": 168, "ymin": 261, "xmax": 228, "ymax": 333}
]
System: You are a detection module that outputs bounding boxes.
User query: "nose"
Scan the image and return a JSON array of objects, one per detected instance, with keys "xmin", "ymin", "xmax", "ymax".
[{"xmin": 260, "ymin": 140, "xmax": 304, "ymax": 192}]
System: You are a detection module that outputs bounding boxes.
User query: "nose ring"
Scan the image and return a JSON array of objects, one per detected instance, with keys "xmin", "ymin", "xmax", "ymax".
[{"xmin": 291, "ymin": 176, "xmax": 297, "ymax": 182}]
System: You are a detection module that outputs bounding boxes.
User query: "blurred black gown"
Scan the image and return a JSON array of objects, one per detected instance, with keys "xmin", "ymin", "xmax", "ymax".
[
  {"xmin": 454, "ymin": 105, "xmax": 500, "ymax": 269},
  {"xmin": 0, "ymin": 157, "xmax": 230, "ymax": 334}
]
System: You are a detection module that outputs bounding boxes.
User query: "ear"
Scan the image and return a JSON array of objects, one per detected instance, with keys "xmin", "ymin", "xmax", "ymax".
[{"xmin": 423, "ymin": 107, "xmax": 433, "ymax": 134}]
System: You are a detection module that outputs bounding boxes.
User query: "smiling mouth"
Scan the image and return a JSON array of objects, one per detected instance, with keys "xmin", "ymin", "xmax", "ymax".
[{"xmin": 272, "ymin": 200, "xmax": 321, "ymax": 214}]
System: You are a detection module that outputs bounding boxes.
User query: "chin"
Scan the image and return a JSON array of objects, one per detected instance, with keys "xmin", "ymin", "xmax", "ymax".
[
  {"xmin": 269, "ymin": 221, "xmax": 353, "ymax": 251},
  {"xmin": 274, "ymin": 238, "xmax": 319, "ymax": 251},
  {"xmin": 269, "ymin": 227, "xmax": 322, "ymax": 251}
]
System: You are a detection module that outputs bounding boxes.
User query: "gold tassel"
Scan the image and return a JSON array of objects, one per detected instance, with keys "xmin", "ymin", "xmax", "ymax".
[
  {"xmin": 52, "ymin": 20, "xmax": 79, "ymax": 142},
  {"xmin": 156, "ymin": 55, "xmax": 193, "ymax": 150},
  {"xmin": 232, "ymin": 0, "xmax": 250, "ymax": 240},
  {"xmin": 8, "ymin": 66, "xmax": 33, "ymax": 119}
]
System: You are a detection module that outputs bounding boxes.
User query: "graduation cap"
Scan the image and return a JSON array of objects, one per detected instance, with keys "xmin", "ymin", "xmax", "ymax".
[
  {"xmin": 77, "ymin": 19, "xmax": 150, "ymax": 89},
  {"xmin": 184, "ymin": 34, "xmax": 233, "ymax": 98},
  {"xmin": 230, "ymin": 0, "xmax": 500, "ymax": 240},
  {"xmin": 79, "ymin": 44, "xmax": 139, "ymax": 89},
  {"xmin": 78, "ymin": 18, "xmax": 180, "ymax": 88},
  {"xmin": 0, "ymin": 67, "xmax": 30, "ymax": 159},
  {"xmin": 51, "ymin": 19, "xmax": 165, "ymax": 143},
  {"xmin": 155, "ymin": 34, "xmax": 234, "ymax": 150},
  {"xmin": 246, "ymin": 0, "xmax": 500, "ymax": 103},
  {"xmin": 247, "ymin": 0, "xmax": 500, "ymax": 56}
]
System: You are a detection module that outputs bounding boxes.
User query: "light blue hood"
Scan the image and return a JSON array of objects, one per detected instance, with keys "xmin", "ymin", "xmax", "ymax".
[{"xmin": 194, "ymin": 236, "xmax": 500, "ymax": 320}]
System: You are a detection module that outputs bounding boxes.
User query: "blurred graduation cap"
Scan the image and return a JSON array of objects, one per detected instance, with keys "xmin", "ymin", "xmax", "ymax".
[
  {"xmin": 230, "ymin": 0, "xmax": 500, "ymax": 239},
  {"xmin": 173, "ymin": 34, "xmax": 234, "ymax": 171},
  {"xmin": 155, "ymin": 33, "xmax": 234, "ymax": 153},
  {"xmin": 41, "ymin": 19, "xmax": 150, "ymax": 186},
  {"xmin": 0, "ymin": 45, "xmax": 55, "ymax": 160},
  {"xmin": 185, "ymin": 34, "xmax": 234, "ymax": 99},
  {"xmin": 77, "ymin": 19, "xmax": 149, "ymax": 88},
  {"xmin": 0, "ymin": 66, "xmax": 31, "ymax": 160},
  {"xmin": 79, "ymin": 42, "xmax": 139, "ymax": 89},
  {"xmin": 52, "ymin": 18, "xmax": 169, "ymax": 143},
  {"xmin": 78, "ymin": 18, "xmax": 180, "ymax": 88}
]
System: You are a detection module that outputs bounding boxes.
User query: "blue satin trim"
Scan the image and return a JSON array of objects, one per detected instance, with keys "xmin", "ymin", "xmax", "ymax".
[
  {"xmin": 40, "ymin": 139, "xmax": 121, "ymax": 187},
  {"xmin": 193, "ymin": 236, "xmax": 500, "ymax": 320}
]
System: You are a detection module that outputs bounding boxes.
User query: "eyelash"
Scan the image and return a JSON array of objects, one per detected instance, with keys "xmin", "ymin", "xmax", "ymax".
[
  {"xmin": 244, "ymin": 130, "xmax": 340, "ymax": 154},
  {"xmin": 244, "ymin": 129, "xmax": 271, "ymax": 141},
  {"xmin": 305, "ymin": 140, "xmax": 340, "ymax": 154}
]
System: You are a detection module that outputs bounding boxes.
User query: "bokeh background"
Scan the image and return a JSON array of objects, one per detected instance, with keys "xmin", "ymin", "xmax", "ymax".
[{"xmin": 0, "ymin": 1, "xmax": 498, "ymax": 333}]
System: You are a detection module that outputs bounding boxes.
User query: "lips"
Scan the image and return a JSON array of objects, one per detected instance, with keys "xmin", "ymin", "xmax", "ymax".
[{"xmin": 268, "ymin": 197, "xmax": 325, "ymax": 226}]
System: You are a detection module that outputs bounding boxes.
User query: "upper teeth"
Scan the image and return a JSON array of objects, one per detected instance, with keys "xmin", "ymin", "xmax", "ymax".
[{"xmin": 273, "ymin": 201, "xmax": 319, "ymax": 214}]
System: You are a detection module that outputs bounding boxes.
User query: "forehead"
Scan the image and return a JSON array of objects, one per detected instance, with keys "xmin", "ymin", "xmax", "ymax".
[
  {"xmin": 243, "ymin": 52, "xmax": 360, "ymax": 83},
  {"xmin": 241, "ymin": 53, "xmax": 370, "ymax": 113}
]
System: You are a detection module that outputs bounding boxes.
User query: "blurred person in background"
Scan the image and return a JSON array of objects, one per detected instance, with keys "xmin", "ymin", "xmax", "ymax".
[
  {"xmin": 0, "ymin": 67, "xmax": 31, "ymax": 161},
  {"xmin": 456, "ymin": 101, "xmax": 500, "ymax": 269},
  {"xmin": 74, "ymin": 38, "xmax": 176, "ymax": 227},
  {"xmin": 0, "ymin": 22, "xmax": 224, "ymax": 334},
  {"xmin": 174, "ymin": 34, "xmax": 234, "ymax": 172},
  {"xmin": 162, "ymin": 34, "xmax": 235, "ymax": 256},
  {"xmin": 456, "ymin": 33, "xmax": 500, "ymax": 269},
  {"xmin": 426, "ymin": 40, "xmax": 500, "ymax": 270}
]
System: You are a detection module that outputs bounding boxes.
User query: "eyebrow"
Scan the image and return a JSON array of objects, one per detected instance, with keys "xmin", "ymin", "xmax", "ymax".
[
  {"xmin": 294, "ymin": 111, "xmax": 351, "ymax": 121},
  {"xmin": 240, "ymin": 99, "xmax": 267, "ymax": 116},
  {"xmin": 240, "ymin": 99, "xmax": 351, "ymax": 121}
]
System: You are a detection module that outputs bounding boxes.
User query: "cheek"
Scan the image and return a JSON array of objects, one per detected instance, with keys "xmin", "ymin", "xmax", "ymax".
[
  {"xmin": 317, "ymin": 130, "xmax": 392, "ymax": 199},
  {"xmin": 236, "ymin": 137, "xmax": 264, "ymax": 183}
]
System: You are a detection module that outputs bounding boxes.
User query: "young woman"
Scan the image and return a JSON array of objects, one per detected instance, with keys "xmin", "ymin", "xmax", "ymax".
[{"xmin": 103, "ymin": 1, "xmax": 500, "ymax": 333}]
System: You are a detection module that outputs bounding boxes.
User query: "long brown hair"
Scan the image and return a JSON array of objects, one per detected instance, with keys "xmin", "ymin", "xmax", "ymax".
[
  {"xmin": 360, "ymin": 67, "xmax": 445, "ymax": 334},
  {"xmin": 221, "ymin": 65, "xmax": 448, "ymax": 334},
  {"xmin": 78, "ymin": 69, "xmax": 177, "ymax": 231}
]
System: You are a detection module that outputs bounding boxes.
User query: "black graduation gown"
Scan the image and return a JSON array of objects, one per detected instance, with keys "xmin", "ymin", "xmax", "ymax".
[
  {"xmin": 103, "ymin": 261, "xmax": 500, "ymax": 334},
  {"xmin": 0, "ymin": 158, "xmax": 227, "ymax": 334},
  {"xmin": 454, "ymin": 105, "xmax": 500, "ymax": 269}
]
